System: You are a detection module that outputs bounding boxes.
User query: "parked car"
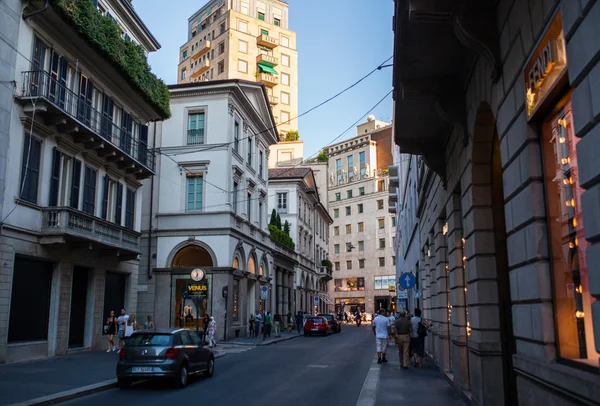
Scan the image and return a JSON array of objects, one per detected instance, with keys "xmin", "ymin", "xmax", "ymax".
[
  {"xmin": 317, "ymin": 313, "xmax": 341, "ymax": 333},
  {"xmin": 116, "ymin": 328, "xmax": 214, "ymax": 389},
  {"xmin": 304, "ymin": 316, "xmax": 333, "ymax": 336}
]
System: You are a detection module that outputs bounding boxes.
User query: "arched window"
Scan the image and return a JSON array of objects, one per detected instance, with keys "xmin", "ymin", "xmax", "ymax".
[
  {"xmin": 172, "ymin": 245, "xmax": 213, "ymax": 267},
  {"xmin": 233, "ymin": 256, "xmax": 240, "ymax": 269},
  {"xmin": 248, "ymin": 256, "xmax": 256, "ymax": 274},
  {"xmin": 259, "ymin": 265, "xmax": 264, "ymax": 276}
]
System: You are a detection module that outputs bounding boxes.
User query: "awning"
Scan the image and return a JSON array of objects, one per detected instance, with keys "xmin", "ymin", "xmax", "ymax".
[{"xmin": 258, "ymin": 62, "xmax": 278, "ymax": 75}]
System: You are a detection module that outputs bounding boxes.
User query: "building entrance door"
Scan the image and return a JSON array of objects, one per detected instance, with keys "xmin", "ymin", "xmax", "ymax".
[
  {"xmin": 103, "ymin": 272, "xmax": 127, "ymax": 334},
  {"xmin": 374, "ymin": 297, "xmax": 389, "ymax": 312},
  {"xmin": 68, "ymin": 267, "xmax": 89, "ymax": 348}
]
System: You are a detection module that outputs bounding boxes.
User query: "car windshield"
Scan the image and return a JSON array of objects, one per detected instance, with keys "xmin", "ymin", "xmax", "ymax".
[
  {"xmin": 319, "ymin": 315, "xmax": 333, "ymax": 321},
  {"xmin": 308, "ymin": 317, "xmax": 323, "ymax": 323},
  {"xmin": 126, "ymin": 334, "xmax": 172, "ymax": 347}
]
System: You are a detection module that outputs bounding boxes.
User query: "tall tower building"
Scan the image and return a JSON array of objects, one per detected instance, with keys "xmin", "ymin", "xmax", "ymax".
[{"xmin": 177, "ymin": 0, "xmax": 298, "ymax": 138}]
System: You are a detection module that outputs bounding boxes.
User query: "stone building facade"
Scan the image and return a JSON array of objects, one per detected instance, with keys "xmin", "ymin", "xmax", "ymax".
[{"xmin": 392, "ymin": 0, "xmax": 600, "ymax": 405}]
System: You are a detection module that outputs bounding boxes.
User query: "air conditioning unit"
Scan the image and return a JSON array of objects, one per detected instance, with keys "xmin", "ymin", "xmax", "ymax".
[{"xmin": 388, "ymin": 165, "xmax": 399, "ymax": 187}]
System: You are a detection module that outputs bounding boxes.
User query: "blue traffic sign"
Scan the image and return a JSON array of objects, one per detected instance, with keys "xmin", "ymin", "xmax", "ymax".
[{"xmin": 399, "ymin": 273, "xmax": 416, "ymax": 289}]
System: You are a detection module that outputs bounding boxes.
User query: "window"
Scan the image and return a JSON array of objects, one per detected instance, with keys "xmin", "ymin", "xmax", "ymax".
[
  {"xmin": 258, "ymin": 12, "xmax": 265, "ymax": 20},
  {"xmin": 101, "ymin": 174, "xmax": 117, "ymax": 221},
  {"xmin": 379, "ymin": 238, "xmax": 385, "ymax": 249},
  {"xmin": 335, "ymin": 192, "xmax": 341, "ymax": 201},
  {"xmin": 240, "ymin": 1, "xmax": 249, "ymax": 14},
  {"xmin": 281, "ymin": 92, "xmax": 290, "ymax": 105},
  {"xmin": 378, "ymin": 218, "xmax": 385, "ymax": 229},
  {"xmin": 359, "ymin": 187, "xmax": 365, "ymax": 196},
  {"xmin": 347, "ymin": 190, "xmax": 353, "ymax": 199},
  {"xmin": 188, "ymin": 112, "xmax": 205, "ymax": 145},
  {"xmin": 125, "ymin": 188, "xmax": 136, "ymax": 229},
  {"xmin": 239, "ymin": 40, "xmax": 248, "ymax": 53},
  {"xmin": 211, "ymin": 49, "xmax": 215, "ymax": 59},
  {"xmin": 392, "ymin": 256, "xmax": 396, "ymax": 266},
  {"xmin": 259, "ymin": 150, "xmax": 264, "ymax": 177},
  {"xmin": 186, "ymin": 176, "xmax": 203, "ymax": 211},
  {"xmin": 335, "ymin": 262, "xmax": 340, "ymax": 271},
  {"xmin": 259, "ymin": 200, "xmax": 263, "ymax": 227},
  {"xmin": 220, "ymin": 21, "xmax": 226, "ymax": 35},
  {"xmin": 345, "ymin": 224, "xmax": 351, "ymax": 234},
  {"xmin": 260, "ymin": 29, "xmax": 269, "ymax": 36},
  {"xmin": 358, "ymin": 241, "xmax": 364, "ymax": 251},
  {"xmin": 182, "ymin": 50, "xmax": 188, "ymax": 60},
  {"xmin": 277, "ymin": 192, "xmax": 287, "ymax": 213},
  {"xmin": 345, "ymin": 206, "xmax": 351, "ymax": 216},
  {"xmin": 247, "ymin": 190, "xmax": 252, "ymax": 220},
  {"xmin": 280, "ymin": 35, "xmax": 289, "ymax": 47},
  {"xmin": 281, "ymin": 111, "xmax": 290, "ymax": 124},
  {"xmin": 375, "ymin": 275, "xmax": 395, "ymax": 290},
  {"xmin": 281, "ymin": 54, "xmax": 290, "ymax": 67},
  {"xmin": 234, "ymin": 120, "xmax": 240, "ymax": 153},
  {"xmin": 358, "ymin": 203, "xmax": 363, "ymax": 214},
  {"xmin": 359, "ymin": 152, "xmax": 366, "ymax": 178},
  {"xmin": 346, "ymin": 242, "xmax": 352, "ymax": 252},
  {"xmin": 238, "ymin": 59, "xmax": 248, "ymax": 73},
  {"xmin": 392, "ymin": 217, "xmax": 397, "ymax": 227},
  {"xmin": 377, "ymin": 179, "xmax": 386, "ymax": 192},
  {"xmin": 274, "ymin": 17, "xmax": 280, "ymax": 26},
  {"xmin": 281, "ymin": 73, "xmax": 290, "ymax": 86},
  {"xmin": 218, "ymin": 60, "xmax": 225, "ymax": 74},
  {"xmin": 238, "ymin": 19, "xmax": 248, "ymax": 32},
  {"xmin": 358, "ymin": 222, "xmax": 364, "ymax": 232},
  {"xmin": 359, "ymin": 259, "xmax": 365, "ymax": 269},
  {"xmin": 379, "ymin": 257, "xmax": 385, "ymax": 267},
  {"xmin": 82, "ymin": 166, "xmax": 97, "ymax": 215},
  {"xmin": 334, "ymin": 277, "xmax": 365, "ymax": 292},
  {"xmin": 233, "ymin": 182, "xmax": 238, "ymax": 213},
  {"xmin": 377, "ymin": 199, "xmax": 384, "ymax": 210},
  {"xmin": 181, "ymin": 68, "xmax": 187, "ymax": 80},
  {"xmin": 19, "ymin": 135, "xmax": 42, "ymax": 204},
  {"xmin": 334, "ymin": 244, "xmax": 340, "ymax": 254},
  {"xmin": 247, "ymin": 137, "xmax": 252, "ymax": 165},
  {"xmin": 115, "ymin": 183, "xmax": 123, "ymax": 225},
  {"xmin": 348, "ymin": 155, "xmax": 354, "ymax": 180},
  {"xmin": 334, "ymin": 226, "xmax": 339, "ymax": 236},
  {"xmin": 334, "ymin": 209, "xmax": 339, "ymax": 218},
  {"xmin": 218, "ymin": 41, "xmax": 225, "ymax": 55},
  {"xmin": 346, "ymin": 260, "xmax": 352, "ymax": 270}
]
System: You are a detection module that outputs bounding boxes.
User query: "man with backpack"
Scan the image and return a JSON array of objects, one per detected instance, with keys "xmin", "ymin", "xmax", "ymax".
[{"xmin": 410, "ymin": 308, "xmax": 428, "ymax": 367}]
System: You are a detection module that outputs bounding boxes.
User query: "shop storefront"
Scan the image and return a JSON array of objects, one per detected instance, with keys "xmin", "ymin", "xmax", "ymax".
[{"xmin": 335, "ymin": 297, "xmax": 365, "ymax": 314}]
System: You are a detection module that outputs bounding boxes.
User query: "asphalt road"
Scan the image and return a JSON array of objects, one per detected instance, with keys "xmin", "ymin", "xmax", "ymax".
[{"xmin": 64, "ymin": 324, "xmax": 375, "ymax": 406}]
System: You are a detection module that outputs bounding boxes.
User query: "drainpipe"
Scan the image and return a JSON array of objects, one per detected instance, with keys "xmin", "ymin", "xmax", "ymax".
[
  {"xmin": 23, "ymin": 0, "xmax": 49, "ymax": 20},
  {"xmin": 147, "ymin": 123, "xmax": 157, "ymax": 280}
]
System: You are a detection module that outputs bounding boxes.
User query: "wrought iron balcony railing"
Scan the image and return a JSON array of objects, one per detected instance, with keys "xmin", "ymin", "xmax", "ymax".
[{"xmin": 187, "ymin": 129, "xmax": 205, "ymax": 145}]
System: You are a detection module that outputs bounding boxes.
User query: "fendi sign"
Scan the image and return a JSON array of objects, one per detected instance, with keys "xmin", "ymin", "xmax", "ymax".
[{"xmin": 524, "ymin": 10, "xmax": 567, "ymax": 120}]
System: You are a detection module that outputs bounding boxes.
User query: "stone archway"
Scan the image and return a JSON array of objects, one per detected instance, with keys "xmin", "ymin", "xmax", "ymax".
[
  {"xmin": 462, "ymin": 102, "xmax": 516, "ymax": 406},
  {"xmin": 167, "ymin": 240, "xmax": 217, "ymax": 268}
]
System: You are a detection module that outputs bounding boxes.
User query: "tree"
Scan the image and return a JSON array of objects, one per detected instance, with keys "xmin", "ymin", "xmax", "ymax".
[
  {"xmin": 283, "ymin": 220, "xmax": 290, "ymax": 235},
  {"xmin": 276, "ymin": 213, "xmax": 282, "ymax": 229},
  {"xmin": 316, "ymin": 149, "xmax": 328, "ymax": 162},
  {"xmin": 285, "ymin": 130, "xmax": 300, "ymax": 141},
  {"xmin": 270, "ymin": 209, "xmax": 277, "ymax": 226}
]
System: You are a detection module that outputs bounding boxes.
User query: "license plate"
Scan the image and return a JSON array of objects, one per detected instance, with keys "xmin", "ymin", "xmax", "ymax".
[
  {"xmin": 312, "ymin": 328, "xmax": 318, "ymax": 331},
  {"xmin": 132, "ymin": 367, "xmax": 154, "ymax": 373}
]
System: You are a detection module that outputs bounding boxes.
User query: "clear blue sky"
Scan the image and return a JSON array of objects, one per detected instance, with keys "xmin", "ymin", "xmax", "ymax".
[{"xmin": 135, "ymin": 0, "xmax": 394, "ymax": 156}]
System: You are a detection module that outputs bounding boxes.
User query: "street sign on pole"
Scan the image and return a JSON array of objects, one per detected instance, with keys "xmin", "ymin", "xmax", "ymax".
[
  {"xmin": 313, "ymin": 296, "xmax": 319, "ymax": 306},
  {"xmin": 399, "ymin": 273, "xmax": 416, "ymax": 289},
  {"xmin": 398, "ymin": 290, "xmax": 408, "ymax": 299},
  {"xmin": 260, "ymin": 285, "xmax": 269, "ymax": 300}
]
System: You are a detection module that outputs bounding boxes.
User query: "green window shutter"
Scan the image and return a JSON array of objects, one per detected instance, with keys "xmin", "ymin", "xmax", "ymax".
[
  {"xmin": 258, "ymin": 12, "xmax": 265, "ymax": 21},
  {"xmin": 261, "ymin": 29, "xmax": 269, "ymax": 36}
]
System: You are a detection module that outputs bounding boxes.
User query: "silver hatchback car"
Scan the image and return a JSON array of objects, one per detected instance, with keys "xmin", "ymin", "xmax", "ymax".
[{"xmin": 116, "ymin": 328, "xmax": 214, "ymax": 389}]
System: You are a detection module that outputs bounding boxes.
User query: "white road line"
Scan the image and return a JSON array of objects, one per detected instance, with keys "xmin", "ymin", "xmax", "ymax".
[{"xmin": 355, "ymin": 357, "xmax": 381, "ymax": 406}]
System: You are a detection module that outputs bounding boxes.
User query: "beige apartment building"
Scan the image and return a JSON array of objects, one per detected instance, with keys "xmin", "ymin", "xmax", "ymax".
[
  {"xmin": 176, "ymin": 0, "xmax": 298, "ymax": 138},
  {"xmin": 328, "ymin": 117, "xmax": 397, "ymax": 315}
]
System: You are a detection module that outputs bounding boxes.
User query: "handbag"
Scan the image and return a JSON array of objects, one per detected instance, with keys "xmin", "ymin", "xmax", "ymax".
[{"xmin": 103, "ymin": 324, "xmax": 108, "ymax": 334}]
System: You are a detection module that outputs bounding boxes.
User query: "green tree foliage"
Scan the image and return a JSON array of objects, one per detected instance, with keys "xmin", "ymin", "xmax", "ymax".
[
  {"xmin": 285, "ymin": 130, "xmax": 300, "ymax": 141},
  {"xmin": 52, "ymin": 0, "xmax": 171, "ymax": 119},
  {"xmin": 270, "ymin": 209, "xmax": 277, "ymax": 226},
  {"xmin": 268, "ymin": 225, "xmax": 295, "ymax": 250},
  {"xmin": 283, "ymin": 220, "xmax": 290, "ymax": 235},
  {"xmin": 276, "ymin": 213, "xmax": 282, "ymax": 229},
  {"xmin": 321, "ymin": 259, "xmax": 333, "ymax": 270},
  {"xmin": 316, "ymin": 149, "xmax": 328, "ymax": 162}
]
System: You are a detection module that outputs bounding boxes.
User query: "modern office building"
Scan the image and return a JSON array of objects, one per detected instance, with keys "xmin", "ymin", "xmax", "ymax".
[
  {"xmin": 177, "ymin": 0, "xmax": 298, "ymax": 139},
  {"xmin": 327, "ymin": 117, "xmax": 397, "ymax": 315}
]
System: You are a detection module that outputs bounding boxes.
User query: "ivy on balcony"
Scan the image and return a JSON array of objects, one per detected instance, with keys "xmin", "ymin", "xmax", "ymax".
[{"xmin": 52, "ymin": 0, "xmax": 171, "ymax": 119}]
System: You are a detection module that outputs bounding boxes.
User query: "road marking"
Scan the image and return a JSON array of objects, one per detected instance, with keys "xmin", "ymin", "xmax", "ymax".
[{"xmin": 355, "ymin": 358, "xmax": 381, "ymax": 406}]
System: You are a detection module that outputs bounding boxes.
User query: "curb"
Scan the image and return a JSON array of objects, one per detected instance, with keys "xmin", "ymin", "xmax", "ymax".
[
  {"xmin": 226, "ymin": 333, "xmax": 303, "ymax": 347},
  {"xmin": 10, "ymin": 352, "xmax": 228, "ymax": 406}
]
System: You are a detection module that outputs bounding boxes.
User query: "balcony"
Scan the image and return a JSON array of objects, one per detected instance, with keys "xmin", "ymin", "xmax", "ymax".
[
  {"xmin": 256, "ymin": 54, "xmax": 278, "ymax": 67},
  {"xmin": 191, "ymin": 40, "xmax": 211, "ymax": 60},
  {"xmin": 268, "ymin": 95, "xmax": 279, "ymax": 105},
  {"xmin": 257, "ymin": 34, "xmax": 278, "ymax": 49},
  {"xmin": 16, "ymin": 71, "xmax": 154, "ymax": 178},
  {"xmin": 259, "ymin": 73, "xmax": 279, "ymax": 87},
  {"xmin": 190, "ymin": 59, "xmax": 210, "ymax": 79},
  {"xmin": 40, "ymin": 207, "xmax": 141, "ymax": 259},
  {"xmin": 318, "ymin": 266, "xmax": 333, "ymax": 281},
  {"xmin": 388, "ymin": 206, "xmax": 397, "ymax": 214}
]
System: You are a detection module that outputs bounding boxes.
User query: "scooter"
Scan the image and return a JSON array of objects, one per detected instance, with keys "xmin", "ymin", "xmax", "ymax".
[{"xmin": 356, "ymin": 317, "xmax": 362, "ymax": 327}]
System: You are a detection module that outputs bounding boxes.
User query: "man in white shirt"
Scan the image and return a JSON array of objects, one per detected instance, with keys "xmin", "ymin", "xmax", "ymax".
[
  {"xmin": 117, "ymin": 308, "xmax": 129, "ymax": 350},
  {"xmin": 372, "ymin": 309, "xmax": 391, "ymax": 364}
]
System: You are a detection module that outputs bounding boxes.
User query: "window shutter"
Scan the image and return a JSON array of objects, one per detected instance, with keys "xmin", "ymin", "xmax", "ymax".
[
  {"xmin": 70, "ymin": 159, "xmax": 82, "ymax": 209},
  {"xmin": 49, "ymin": 148, "xmax": 61, "ymax": 206},
  {"xmin": 138, "ymin": 124, "xmax": 149, "ymax": 166},
  {"xmin": 115, "ymin": 183, "xmax": 123, "ymax": 225},
  {"xmin": 101, "ymin": 174, "xmax": 110, "ymax": 220}
]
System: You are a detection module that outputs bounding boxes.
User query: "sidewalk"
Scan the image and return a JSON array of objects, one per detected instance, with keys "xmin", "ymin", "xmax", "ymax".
[
  {"xmin": 0, "ymin": 349, "xmax": 226, "ymax": 406},
  {"xmin": 224, "ymin": 329, "xmax": 302, "ymax": 346}
]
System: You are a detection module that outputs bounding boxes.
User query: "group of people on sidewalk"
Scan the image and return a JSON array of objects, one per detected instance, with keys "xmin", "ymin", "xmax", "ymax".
[
  {"xmin": 249, "ymin": 311, "xmax": 301, "ymax": 340},
  {"xmin": 372, "ymin": 308, "xmax": 429, "ymax": 368}
]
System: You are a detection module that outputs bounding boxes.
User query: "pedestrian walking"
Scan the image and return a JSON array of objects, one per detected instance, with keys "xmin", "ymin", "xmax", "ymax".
[
  {"xmin": 394, "ymin": 310, "xmax": 412, "ymax": 369},
  {"xmin": 105, "ymin": 310, "xmax": 117, "ymax": 352},
  {"xmin": 125, "ymin": 314, "xmax": 137, "ymax": 340},
  {"xmin": 273, "ymin": 312, "xmax": 282, "ymax": 337},
  {"xmin": 207, "ymin": 316, "xmax": 217, "ymax": 347},
  {"xmin": 263, "ymin": 311, "xmax": 272, "ymax": 340},
  {"xmin": 387, "ymin": 311, "xmax": 396, "ymax": 347},
  {"xmin": 295, "ymin": 310, "xmax": 304, "ymax": 334},
  {"xmin": 254, "ymin": 311, "xmax": 262, "ymax": 338},
  {"xmin": 203, "ymin": 313, "xmax": 210, "ymax": 344},
  {"xmin": 286, "ymin": 312, "xmax": 294, "ymax": 332},
  {"xmin": 145, "ymin": 315, "xmax": 155, "ymax": 330},
  {"xmin": 410, "ymin": 308, "xmax": 428, "ymax": 367},
  {"xmin": 249, "ymin": 314, "xmax": 256, "ymax": 338},
  {"xmin": 372, "ymin": 309, "xmax": 391, "ymax": 364},
  {"xmin": 117, "ymin": 308, "xmax": 129, "ymax": 350}
]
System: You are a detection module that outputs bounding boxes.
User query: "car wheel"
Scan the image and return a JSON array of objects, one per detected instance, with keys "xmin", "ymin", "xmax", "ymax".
[
  {"xmin": 174, "ymin": 364, "xmax": 189, "ymax": 389},
  {"xmin": 118, "ymin": 378, "xmax": 131, "ymax": 390},
  {"xmin": 205, "ymin": 357, "xmax": 215, "ymax": 378},
  {"xmin": 304, "ymin": 331, "xmax": 308, "ymax": 336}
]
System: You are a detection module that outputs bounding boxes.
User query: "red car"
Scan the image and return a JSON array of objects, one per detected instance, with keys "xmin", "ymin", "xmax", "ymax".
[
  {"xmin": 304, "ymin": 316, "xmax": 333, "ymax": 336},
  {"xmin": 317, "ymin": 313, "xmax": 341, "ymax": 334}
]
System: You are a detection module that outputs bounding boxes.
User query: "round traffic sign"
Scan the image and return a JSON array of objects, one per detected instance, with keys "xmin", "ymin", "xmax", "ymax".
[{"xmin": 399, "ymin": 273, "xmax": 416, "ymax": 289}]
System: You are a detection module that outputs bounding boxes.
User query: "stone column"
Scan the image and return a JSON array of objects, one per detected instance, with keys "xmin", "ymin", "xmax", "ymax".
[
  {"xmin": 282, "ymin": 271, "xmax": 289, "ymax": 312},
  {"xmin": 55, "ymin": 260, "xmax": 74, "ymax": 356},
  {"xmin": 434, "ymin": 218, "xmax": 450, "ymax": 372}
]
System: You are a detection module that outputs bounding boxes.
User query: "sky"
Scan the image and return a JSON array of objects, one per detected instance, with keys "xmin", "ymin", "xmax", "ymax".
[{"xmin": 134, "ymin": 0, "xmax": 394, "ymax": 156}]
